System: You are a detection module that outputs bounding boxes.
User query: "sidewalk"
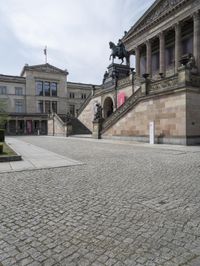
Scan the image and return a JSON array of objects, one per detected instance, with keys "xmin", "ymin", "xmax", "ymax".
[{"xmin": 0, "ymin": 137, "xmax": 82, "ymax": 173}]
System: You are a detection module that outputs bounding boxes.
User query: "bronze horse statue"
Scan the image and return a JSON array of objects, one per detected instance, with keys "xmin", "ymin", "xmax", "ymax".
[{"xmin": 109, "ymin": 41, "xmax": 129, "ymax": 65}]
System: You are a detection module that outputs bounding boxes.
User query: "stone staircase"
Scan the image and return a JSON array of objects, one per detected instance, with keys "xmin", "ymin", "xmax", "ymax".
[
  {"xmin": 58, "ymin": 114, "xmax": 91, "ymax": 135},
  {"xmin": 77, "ymin": 92, "xmax": 92, "ymax": 117},
  {"xmin": 101, "ymin": 87, "xmax": 144, "ymax": 134}
]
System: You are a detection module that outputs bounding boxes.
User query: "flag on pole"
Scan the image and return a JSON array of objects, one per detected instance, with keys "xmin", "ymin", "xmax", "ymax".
[
  {"xmin": 44, "ymin": 46, "xmax": 47, "ymax": 55},
  {"xmin": 44, "ymin": 46, "xmax": 47, "ymax": 63}
]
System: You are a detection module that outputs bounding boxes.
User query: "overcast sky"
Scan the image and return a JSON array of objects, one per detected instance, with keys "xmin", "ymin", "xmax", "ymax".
[{"xmin": 0, "ymin": 0, "xmax": 155, "ymax": 84}]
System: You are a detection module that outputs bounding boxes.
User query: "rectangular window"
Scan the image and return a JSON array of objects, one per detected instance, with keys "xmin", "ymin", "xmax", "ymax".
[
  {"xmin": 52, "ymin": 101, "xmax": 57, "ymax": 113},
  {"xmin": 69, "ymin": 92, "xmax": 75, "ymax": 98},
  {"xmin": 81, "ymin": 93, "xmax": 87, "ymax": 99},
  {"xmin": 15, "ymin": 87, "xmax": 23, "ymax": 95},
  {"xmin": 44, "ymin": 82, "xmax": 50, "ymax": 96},
  {"xmin": 37, "ymin": 101, "xmax": 43, "ymax": 113},
  {"xmin": 0, "ymin": 86, "xmax": 7, "ymax": 95},
  {"xmin": 36, "ymin": 81, "xmax": 43, "ymax": 96},
  {"xmin": 15, "ymin": 100, "xmax": 24, "ymax": 113},
  {"xmin": 51, "ymin": 82, "xmax": 57, "ymax": 97},
  {"xmin": 45, "ymin": 101, "xmax": 51, "ymax": 113},
  {"xmin": 69, "ymin": 104, "xmax": 75, "ymax": 116}
]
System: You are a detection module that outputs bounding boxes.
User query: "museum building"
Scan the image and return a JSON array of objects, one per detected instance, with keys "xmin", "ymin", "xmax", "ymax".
[
  {"xmin": 77, "ymin": 0, "xmax": 200, "ymax": 145},
  {"xmin": 0, "ymin": 63, "xmax": 94, "ymax": 135}
]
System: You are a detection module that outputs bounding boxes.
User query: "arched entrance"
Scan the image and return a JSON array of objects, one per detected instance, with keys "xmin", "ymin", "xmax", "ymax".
[{"xmin": 103, "ymin": 97, "xmax": 114, "ymax": 119}]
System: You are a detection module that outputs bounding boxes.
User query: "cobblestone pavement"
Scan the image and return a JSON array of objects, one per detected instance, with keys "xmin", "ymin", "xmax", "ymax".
[{"xmin": 1, "ymin": 136, "xmax": 200, "ymax": 266}]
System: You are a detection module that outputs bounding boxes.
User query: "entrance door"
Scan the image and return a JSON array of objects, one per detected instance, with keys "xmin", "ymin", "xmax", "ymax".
[{"xmin": 26, "ymin": 120, "xmax": 32, "ymax": 134}]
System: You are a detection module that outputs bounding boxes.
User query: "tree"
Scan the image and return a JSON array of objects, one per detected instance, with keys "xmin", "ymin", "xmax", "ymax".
[{"xmin": 0, "ymin": 99, "xmax": 8, "ymax": 129}]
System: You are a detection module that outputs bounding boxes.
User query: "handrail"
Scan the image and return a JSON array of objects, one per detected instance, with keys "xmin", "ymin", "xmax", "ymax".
[{"xmin": 77, "ymin": 92, "xmax": 92, "ymax": 117}]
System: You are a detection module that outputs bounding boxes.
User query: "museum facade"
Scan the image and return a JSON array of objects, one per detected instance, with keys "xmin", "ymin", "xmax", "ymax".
[
  {"xmin": 77, "ymin": 0, "xmax": 200, "ymax": 145},
  {"xmin": 0, "ymin": 63, "xmax": 94, "ymax": 135}
]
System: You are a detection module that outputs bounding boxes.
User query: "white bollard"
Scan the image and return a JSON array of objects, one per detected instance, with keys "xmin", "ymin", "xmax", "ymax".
[{"xmin": 149, "ymin": 121, "xmax": 155, "ymax": 144}]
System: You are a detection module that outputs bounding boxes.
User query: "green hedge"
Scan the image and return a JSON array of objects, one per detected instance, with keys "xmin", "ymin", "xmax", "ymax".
[
  {"xmin": 0, "ymin": 129, "xmax": 5, "ymax": 142},
  {"xmin": 0, "ymin": 144, "xmax": 3, "ymax": 154}
]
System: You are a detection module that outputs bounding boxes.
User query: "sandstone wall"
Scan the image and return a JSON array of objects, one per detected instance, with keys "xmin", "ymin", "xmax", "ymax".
[
  {"xmin": 78, "ymin": 96, "xmax": 101, "ymax": 132},
  {"xmin": 103, "ymin": 92, "xmax": 186, "ymax": 142},
  {"xmin": 186, "ymin": 91, "xmax": 200, "ymax": 138},
  {"xmin": 48, "ymin": 118, "xmax": 66, "ymax": 136}
]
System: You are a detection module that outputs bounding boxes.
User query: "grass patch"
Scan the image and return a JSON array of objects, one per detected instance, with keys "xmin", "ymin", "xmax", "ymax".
[{"xmin": 0, "ymin": 142, "xmax": 17, "ymax": 156}]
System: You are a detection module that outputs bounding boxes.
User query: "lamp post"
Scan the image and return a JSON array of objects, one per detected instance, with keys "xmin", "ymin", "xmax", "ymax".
[
  {"xmin": 130, "ymin": 67, "xmax": 135, "ymax": 94},
  {"xmin": 112, "ymin": 70, "xmax": 119, "ymax": 110},
  {"xmin": 52, "ymin": 112, "xmax": 55, "ymax": 136}
]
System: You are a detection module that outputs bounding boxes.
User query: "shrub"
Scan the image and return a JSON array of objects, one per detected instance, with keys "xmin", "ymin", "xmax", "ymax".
[
  {"xmin": 0, "ymin": 129, "xmax": 5, "ymax": 142},
  {"xmin": 0, "ymin": 144, "xmax": 3, "ymax": 154}
]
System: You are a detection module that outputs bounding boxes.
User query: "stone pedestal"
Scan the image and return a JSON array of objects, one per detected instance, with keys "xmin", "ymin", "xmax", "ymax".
[
  {"xmin": 103, "ymin": 63, "xmax": 130, "ymax": 89},
  {"xmin": 178, "ymin": 66, "xmax": 191, "ymax": 86},
  {"xmin": 92, "ymin": 119, "xmax": 103, "ymax": 139},
  {"xmin": 141, "ymin": 75, "xmax": 149, "ymax": 95},
  {"xmin": 66, "ymin": 122, "xmax": 73, "ymax": 137}
]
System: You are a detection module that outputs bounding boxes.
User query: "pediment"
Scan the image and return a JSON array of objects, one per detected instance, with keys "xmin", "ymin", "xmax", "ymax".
[
  {"xmin": 124, "ymin": 0, "xmax": 186, "ymax": 40},
  {"xmin": 21, "ymin": 63, "xmax": 68, "ymax": 76}
]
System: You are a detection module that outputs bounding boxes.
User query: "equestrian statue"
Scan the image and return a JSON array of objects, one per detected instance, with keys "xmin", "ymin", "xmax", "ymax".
[{"xmin": 109, "ymin": 39, "xmax": 130, "ymax": 65}]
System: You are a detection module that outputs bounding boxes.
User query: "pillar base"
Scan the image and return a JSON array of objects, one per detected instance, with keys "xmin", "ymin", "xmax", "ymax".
[{"xmin": 92, "ymin": 119, "xmax": 103, "ymax": 139}]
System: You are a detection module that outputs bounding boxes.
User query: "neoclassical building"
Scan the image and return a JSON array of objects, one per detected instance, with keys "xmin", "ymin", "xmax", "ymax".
[
  {"xmin": 0, "ymin": 63, "xmax": 94, "ymax": 135},
  {"xmin": 77, "ymin": 0, "xmax": 200, "ymax": 145},
  {"xmin": 124, "ymin": 0, "xmax": 199, "ymax": 79}
]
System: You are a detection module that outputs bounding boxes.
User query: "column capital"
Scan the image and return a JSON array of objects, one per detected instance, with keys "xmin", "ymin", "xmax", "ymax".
[
  {"xmin": 159, "ymin": 31, "xmax": 165, "ymax": 39},
  {"xmin": 193, "ymin": 11, "xmax": 200, "ymax": 21},
  {"xmin": 134, "ymin": 46, "xmax": 141, "ymax": 52},
  {"xmin": 145, "ymin": 39, "xmax": 151, "ymax": 46},
  {"xmin": 174, "ymin": 22, "xmax": 181, "ymax": 30}
]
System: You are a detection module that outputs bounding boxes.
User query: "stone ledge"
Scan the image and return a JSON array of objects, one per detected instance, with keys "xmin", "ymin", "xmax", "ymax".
[
  {"xmin": 0, "ymin": 142, "xmax": 22, "ymax": 162},
  {"xmin": 0, "ymin": 154, "xmax": 22, "ymax": 162}
]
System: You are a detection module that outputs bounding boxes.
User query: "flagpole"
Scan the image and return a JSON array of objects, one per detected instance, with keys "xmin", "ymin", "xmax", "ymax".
[{"xmin": 44, "ymin": 46, "xmax": 47, "ymax": 64}]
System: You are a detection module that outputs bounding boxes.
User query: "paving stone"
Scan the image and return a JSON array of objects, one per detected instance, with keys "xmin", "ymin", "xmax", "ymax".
[{"xmin": 0, "ymin": 136, "xmax": 200, "ymax": 265}]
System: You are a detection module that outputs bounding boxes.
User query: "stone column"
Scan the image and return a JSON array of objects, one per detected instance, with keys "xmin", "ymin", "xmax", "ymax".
[
  {"xmin": 159, "ymin": 32, "xmax": 165, "ymax": 76},
  {"xmin": 43, "ymin": 100, "xmax": 45, "ymax": 113},
  {"xmin": 146, "ymin": 40, "xmax": 152, "ymax": 76},
  {"xmin": 175, "ymin": 23, "xmax": 181, "ymax": 73},
  {"xmin": 193, "ymin": 12, "xmax": 200, "ymax": 71},
  {"xmin": 135, "ymin": 47, "xmax": 141, "ymax": 77}
]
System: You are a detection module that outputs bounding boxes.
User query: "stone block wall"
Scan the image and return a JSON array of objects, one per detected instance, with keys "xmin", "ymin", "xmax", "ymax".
[
  {"xmin": 186, "ymin": 90, "xmax": 200, "ymax": 144},
  {"xmin": 78, "ymin": 96, "xmax": 101, "ymax": 132},
  {"xmin": 48, "ymin": 118, "xmax": 66, "ymax": 136},
  {"xmin": 102, "ymin": 92, "xmax": 186, "ymax": 144}
]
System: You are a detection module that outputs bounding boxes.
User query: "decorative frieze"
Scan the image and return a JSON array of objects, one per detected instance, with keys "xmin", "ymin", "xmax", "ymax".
[
  {"xmin": 133, "ymin": 0, "xmax": 185, "ymax": 33},
  {"xmin": 118, "ymin": 76, "xmax": 132, "ymax": 89},
  {"xmin": 149, "ymin": 76, "xmax": 179, "ymax": 93}
]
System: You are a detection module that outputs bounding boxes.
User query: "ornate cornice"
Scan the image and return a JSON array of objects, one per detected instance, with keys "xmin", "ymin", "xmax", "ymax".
[
  {"xmin": 124, "ymin": 0, "xmax": 189, "ymax": 45},
  {"xmin": 20, "ymin": 63, "xmax": 68, "ymax": 77}
]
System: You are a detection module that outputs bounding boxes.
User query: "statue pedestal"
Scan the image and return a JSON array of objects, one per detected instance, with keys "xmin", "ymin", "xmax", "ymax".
[
  {"xmin": 103, "ymin": 63, "xmax": 130, "ymax": 90},
  {"xmin": 92, "ymin": 119, "xmax": 103, "ymax": 139},
  {"xmin": 66, "ymin": 122, "xmax": 73, "ymax": 137}
]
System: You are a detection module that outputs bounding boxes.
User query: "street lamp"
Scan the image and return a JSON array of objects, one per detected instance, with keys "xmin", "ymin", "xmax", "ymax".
[
  {"xmin": 130, "ymin": 67, "xmax": 135, "ymax": 94},
  {"xmin": 52, "ymin": 112, "xmax": 55, "ymax": 136},
  {"xmin": 112, "ymin": 70, "xmax": 119, "ymax": 109}
]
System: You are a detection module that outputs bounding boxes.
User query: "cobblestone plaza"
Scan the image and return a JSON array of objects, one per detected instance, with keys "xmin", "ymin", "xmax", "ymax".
[{"xmin": 0, "ymin": 136, "xmax": 200, "ymax": 265}]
